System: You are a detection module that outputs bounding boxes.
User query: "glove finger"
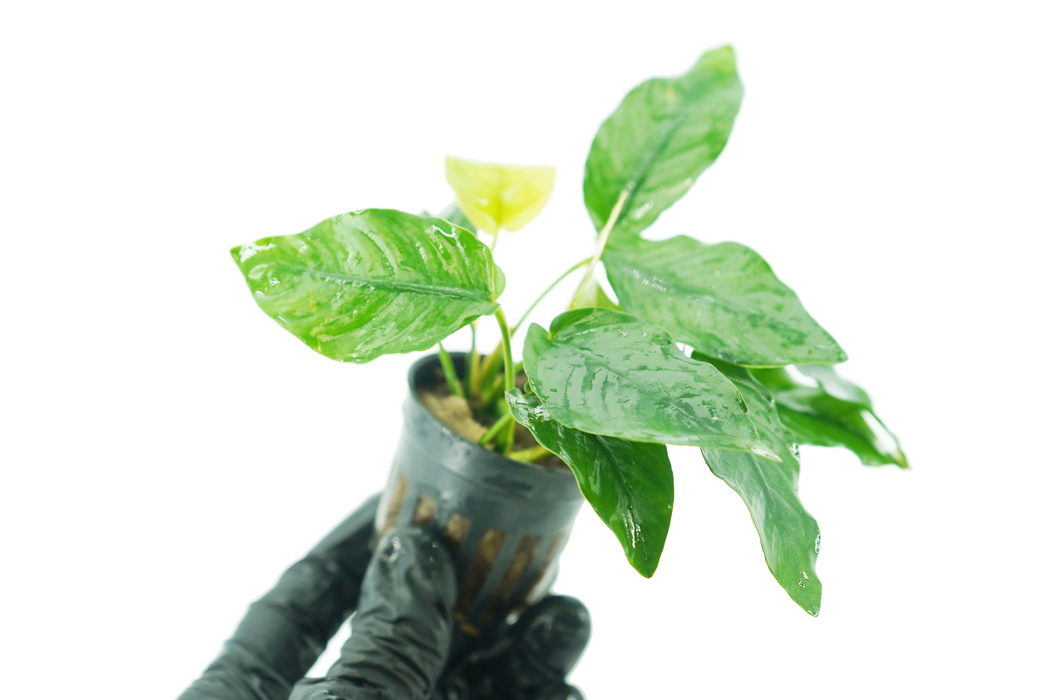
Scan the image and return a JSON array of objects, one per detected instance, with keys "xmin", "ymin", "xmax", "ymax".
[
  {"xmin": 432, "ymin": 596, "xmax": 591, "ymax": 699},
  {"xmin": 179, "ymin": 494, "xmax": 380, "ymax": 700},
  {"xmin": 291, "ymin": 525, "xmax": 456, "ymax": 700},
  {"xmin": 510, "ymin": 595, "xmax": 591, "ymax": 683},
  {"xmin": 529, "ymin": 683, "xmax": 586, "ymax": 700}
]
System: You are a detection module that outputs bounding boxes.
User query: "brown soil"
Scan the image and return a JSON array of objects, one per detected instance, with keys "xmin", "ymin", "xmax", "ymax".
[{"xmin": 419, "ymin": 373, "xmax": 569, "ymax": 471}]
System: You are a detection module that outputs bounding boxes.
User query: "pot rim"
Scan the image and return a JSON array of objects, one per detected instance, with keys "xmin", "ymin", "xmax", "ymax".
[{"xmin": 405, "ymin": 352, "xmax": 579, "ymax": 488}]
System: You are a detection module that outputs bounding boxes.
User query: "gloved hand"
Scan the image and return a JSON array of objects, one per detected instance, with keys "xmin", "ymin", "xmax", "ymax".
[{"xmin": 179, "ymin": 495, "xmax": 590, "ymax": 700}]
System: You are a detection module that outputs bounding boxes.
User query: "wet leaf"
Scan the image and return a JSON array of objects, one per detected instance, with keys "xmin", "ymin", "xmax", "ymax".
[
  {"xmin": 231, "ymin": 209, "xmax": 504, "ymax": 363},
  {"xmin": 508, "ymin": 390, "xmax": 673, "ymax": 578},
  {"xmin": 522, "ymin": 308, "xmax": 778, "ymax": 459},
  {"xmin": 584, "ymin": 45, "xmax": 743, "ymax": 239},
  {"xmin": 751, "ymin": 366, "xmax": 909, "ymax": 469},
  {"xmin": 445, "ymin": 155, "xmax": 555, "ymax": 235},
  {"xmin": 604, "ymin": 236, "xmax": 847, "ymax": 367},
  {"xmin": 696, "ymin": 354, "xmax": 823, "ymax": 616}
]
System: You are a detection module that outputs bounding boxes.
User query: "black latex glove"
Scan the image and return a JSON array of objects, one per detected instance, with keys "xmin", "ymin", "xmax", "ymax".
[{"xmin": 179, "ymin": 495, "xmax": 589, "ymax": 700}]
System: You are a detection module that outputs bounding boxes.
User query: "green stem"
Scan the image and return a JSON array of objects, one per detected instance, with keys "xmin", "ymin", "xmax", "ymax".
[
  {"xmin": 495, "ymin": 308, "xmax": 514, "ymax": 395},
  {"xmin": 481, "ymin": 372, "xmax": 508, "ymax": 407},
  {"xmin": 510, "ymin": 256, "xmax": 592, "ymax": 338},
  {"xmin": 570, "ymin": 190, "xmax": 629, "ymax": 307},
  {"xmin": 478, "ymin": 411, "xmax": 513, "ymax": 446},
  {"xmin": 494, "ymin": 307, "xmax": 517, "ymax": 454},
  {"xmin": 437, "ymin": 343, "xmax": 464, "ymax": 399},
  {"xmin": 480, "ymin": 360, "xmax": 525, "ymax": 406},
  {"xmin": 466, "ymin": 322, "xmax": 479, "ymax": 398},
  {"xmin": 476, "ymin": 342, "xmax": 505, "ymax": 400},
  {"xmin": 499, "ymin": 408, "xmax": 516, "ymax": 453},
  {"xmin": 507, "ymin": 445, "xmax": 553, "ymax": 463}
]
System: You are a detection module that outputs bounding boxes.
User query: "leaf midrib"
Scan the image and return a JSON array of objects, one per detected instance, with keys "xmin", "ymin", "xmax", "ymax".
[
  {"xmin": 543, "ymin": 335, "xmax": 745, "ymax": 441},
  {"xmin": 605, "ymin": 251, "xmax": 754, "ymax": 320},
  {"xmin": 615, "ymin": 110, "xmax": 689, "ymax": 224},
  {"xmin": 611, "ymin": 75, "xmax": 733, "ymax": 229},
  {"xmin": 280, "ymin": 263, "xmax": 494, "ymax": 303}
]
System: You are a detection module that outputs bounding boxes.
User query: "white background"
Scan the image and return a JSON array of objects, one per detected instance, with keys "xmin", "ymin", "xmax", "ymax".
[{"xmin": 2, "ymin": 2, "xmax": 1048, "ymax": 698}]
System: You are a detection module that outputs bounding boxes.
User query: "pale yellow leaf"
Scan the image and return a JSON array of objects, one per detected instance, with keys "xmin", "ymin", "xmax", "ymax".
[{"xmin": 445, "ymin": 155, "xmax": 555, "ymax": 235}]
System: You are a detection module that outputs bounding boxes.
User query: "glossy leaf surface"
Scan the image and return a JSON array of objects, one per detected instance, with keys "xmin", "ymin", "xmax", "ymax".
[
  {"xmin": 584, "ymin": 45, "xmax": 743, "ymax": 239},
  {"xmin": 752, "ymin": 367, "xmax": 909, "ymax": 469},
  {"xmin": 697, "ymin": 355, "xmax": 822, "ymax": 616},
  {"xmin": 522, "ymin": 308, "xmax": 778, "ymax": 459},
  {"xmin": 445, "ymin": 155, "xmax": 555, "ymax": 234},
  {"xmin": 508, "ymin": 390, "xmax": 673, "ymax": 578},
  {"xmin": 231, "ymin": 209, "xmax": 504, "ymax": 363},
  {"xmin": 604, "ymin": 236, "xmax": 847, "ymax": 367}
]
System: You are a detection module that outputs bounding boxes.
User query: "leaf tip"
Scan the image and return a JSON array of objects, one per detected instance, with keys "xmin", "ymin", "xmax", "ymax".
[{"xmin": 630, "ymin": 556, "xmax": 659, "ymax": 579}]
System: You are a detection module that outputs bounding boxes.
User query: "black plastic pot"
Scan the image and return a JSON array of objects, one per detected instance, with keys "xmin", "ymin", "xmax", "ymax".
[{"xmin": 375, "ymin": 352, "xmax": 584, "ymax": 658}]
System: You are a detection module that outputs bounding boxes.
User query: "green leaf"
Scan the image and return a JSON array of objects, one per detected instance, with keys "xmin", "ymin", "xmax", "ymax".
[
  {"xmin": 584, "ymin": 45, "xmax": 743, "ymax": 239},
  {"xmin": 231, "ymin": 209, "xmax": 505, "ymax": 363},
  {"xmin": 604, "ymin": 236, "xmax": 847, "ymax": 367},
  {"xmin": 696, "ymin": 354, "xmax": 822, "ymax": 616},
  {"xmin": 797, "ymin": 364, "xmax": 872, "ymax": 408},
  {"xmin": 522, "ymin": 308, "xmax": 778, "ymax": 459},
  {"xmin": 751, "ymin": 367, "xmax": 909, "ymax": 469},
  {"xmin": 507, "ymin": 389, "xmax": 673, "ymax": 578},
  {"xmin": 568, "ymin": 277, "xmax": 619, "ymax": 310},
  {"xmin": 437, "ymin": 201, "xmax": 476, "ymax": 235}
]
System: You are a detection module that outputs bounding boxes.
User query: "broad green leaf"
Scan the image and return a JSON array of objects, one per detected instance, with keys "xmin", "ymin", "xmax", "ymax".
[
  {"xmin": 584, "ymin": 45, "xmax": 743, "ymax": 239},
  {"xmin": 751, "ymin": 367, "xmax": 909, "ymax": 469},
  {"xmin": 568, "ymin": 276, "xmax": 619, "ymax": 310},
  {"xmin": 522, "ymin": 308, "xmax": 778, "ymax": 459},
  {"xmin": 231, "ymin": 209, "xmax": 504, "ymax": 363},
  {"xmin": 604, "ymin": 236, "xmax": 847, "ymax": 367},
  {"xmin": 797, "ymin": 364, "xmax": 872, "ymax": 408},
  {"xmin": 696, "ymin": 354, "xmax": 822, "ymax": 616},
  {"xmin": 445, "ymin": 155, "xmax": 556, "ymax": 235},
  {"xmin": 436, "ymin": 201, "xmax": 476, "ymax": 234},
  {"xmin": 508, "ymin": 389, "xmax": 673, "ymax": 578}
]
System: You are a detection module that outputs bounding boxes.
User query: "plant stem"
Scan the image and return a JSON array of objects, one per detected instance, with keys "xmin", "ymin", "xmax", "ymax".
[
  {"xmin": 494, "ymin": 307, "xmax": 515, "ymax": 396},
  {"xmin": 494, "ymin": 307, "xmax": 517, "ymax": 453},
  {"xmin": 510, "ymin": 256, "xmax": 592, "ymax": 338},
  {"xmin": 507, "ymin": 445, "xmax": 553, "ymax": 463},
  {"xmin": 480, "ymin": 360, "xmax": 525, "ymax": 405},
  {"xmin": 476, "ymin": 340, "xmax": 505, "ymax": 396},
  {"xmin": 437, "ymin": 343, "xmax": 464, "ymax": 399},
  {"xmin": 478, "ymin": 411, "xmax": 513, "ymax": 446},
  {"xmin": 466, "ymin": 322, "xmax": 479, "ymax": 398},
  {"xmin": 481, "ymin": 372, "xmax": 508, "ymax": 406},
  {"xmin": 490, "ymin": 229, "xmax": 501, "ymax": 253},
  {"xmin": 570, "ymin": 190, "xmax": 629, "ymax": 307},
  {"xmin": 499, "ymin": 409, "xmax": 516, "ymax": 453},
  {"xmin": 479, "ymin": 258, "xmax": 592, "ymax": 389}
]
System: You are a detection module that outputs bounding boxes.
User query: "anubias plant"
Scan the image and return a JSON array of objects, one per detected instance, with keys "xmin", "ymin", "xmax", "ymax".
[{"xmin": 231, "ymin": 45, "xmax": 906, "ymax": 616}]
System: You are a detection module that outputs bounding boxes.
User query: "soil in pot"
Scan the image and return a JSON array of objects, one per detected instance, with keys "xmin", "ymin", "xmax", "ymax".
[{"xmin": 419, "ymin": 369, "xmax": 570, "ymax": 471}]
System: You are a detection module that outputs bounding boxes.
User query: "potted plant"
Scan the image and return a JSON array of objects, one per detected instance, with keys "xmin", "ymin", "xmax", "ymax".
[{"xmin": 230, "ymin": 44, "xmax": 906, "ymax": 656}]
